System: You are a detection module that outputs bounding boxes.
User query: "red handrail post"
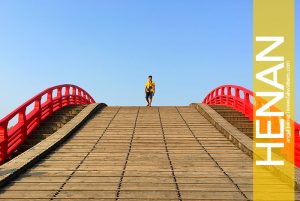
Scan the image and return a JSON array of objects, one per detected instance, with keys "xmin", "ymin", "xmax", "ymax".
[
  {"xmin": 77, "ymin": 89, "xmax": 81, "ymax": 104},
  {"xmin": 47, "ymin": 91, "xmax": 53, "ymax": 116},
  {"xmin": 18, "ymin": 110, "xmax": 27, "ymax": 140},
  {"xmin": 227, "ymin": 86, "xmax": 232, "ymax": 106},
  {"xmin": 216, "ymin": 88, "xmax": 220, "ymax": 104},
  {"xmin": 73, "ymin": 88, "xmax": 76, "ymax": 104},
  {"xmin": 221, "ymin": 87, "xmax": 225, "ymax": 104},
  {"xmin": 83, "ymin": 92, "xmax": 87, "ymax": 104},
  {"xmin": 235, "ymin": 88, "xmax": 239, "ymax": 110},
  {"xmin": 70, "ymin": 86, "xmax": 75, "ymax": 104},
  {"xmin": 0, "ymin": 123, "xmax": 8, "ymax": 160},
  {"xmin": 78, "ymin": 90, "xmax": 82, "ymax": 104},
  {"xmin": 57, "ymin": 87, "xmax": 62, "ymax": 110},
  {"xmin": 212, "ymin": 89, "xmax": 216, "ymax": 104},
  {"xmin": 34, "ymin": 99, "xmax": 41, "ymax": 124},
  {"xmin": 65, "ymin": 86, "xmax": 70, "ymax": 106},
  {"xmin": 244, "ymin": 92, "xmax": 250, "ymax": 118}
]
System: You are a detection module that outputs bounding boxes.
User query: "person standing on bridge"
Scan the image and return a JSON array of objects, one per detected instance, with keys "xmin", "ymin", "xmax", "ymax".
[{"xmin": 145, "ymin": 75, "xmax": 155, "ymax": 107}]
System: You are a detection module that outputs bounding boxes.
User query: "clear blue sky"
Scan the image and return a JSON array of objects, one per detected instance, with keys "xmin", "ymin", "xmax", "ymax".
[{"xmin": 0, "ymin": 0, "xmax": 299, "ymax": 121}]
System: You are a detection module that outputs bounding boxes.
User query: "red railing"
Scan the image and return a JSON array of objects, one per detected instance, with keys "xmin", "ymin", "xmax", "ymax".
[
  {"xmin": 296, "ymin": 122, "xmax": 300, "ymax": 167},
  {"xmin": 0, "ymin": 84, "xmax": 95, "ymax": 164},
  {"xmin": 202, "ymin": 84, "xmax": 300, "ymax": 167},
  {"xmin": 202, "ymin": 85, "xmax": 254, "ymax": 120}
]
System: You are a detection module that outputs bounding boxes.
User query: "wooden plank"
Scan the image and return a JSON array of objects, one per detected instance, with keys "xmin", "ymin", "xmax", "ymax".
[{"xmin": 0, "ymin": 106, "xmax": 298, "ymax": 200}]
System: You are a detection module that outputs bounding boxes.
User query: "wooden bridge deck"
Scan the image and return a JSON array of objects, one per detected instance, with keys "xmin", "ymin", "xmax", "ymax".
[{"xmin": 0, "ymin": 106, "xmax": 296, "ymax": 200}]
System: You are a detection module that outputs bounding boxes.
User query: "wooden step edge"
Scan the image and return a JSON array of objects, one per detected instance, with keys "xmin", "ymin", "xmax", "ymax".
[
  {"xmin": 0, "ymin": 103, "xmax": 107, "ymax": 187},
  {"xmin": 190, "ymin": 103, "xmax": 300, "ymax": 191},
  {"xmin": 190, "ymin": 103, "xmax": 253, "ymax": 155}
]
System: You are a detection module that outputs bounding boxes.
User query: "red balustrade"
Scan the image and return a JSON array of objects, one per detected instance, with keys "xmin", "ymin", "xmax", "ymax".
[
  {"xmin": 296, "ymin": 122, "xmax": 300, "ymax": 167},
  {"xmin": 0, "ymin": 84, "xmax": 95, "ymax": 164},
  {"xmin": 202, "ymin": 85, "xmax": 254, "ymax": 120},
  {"xmin": 202, "ymin": 84, "xmax": 300, "ymax": 167}
]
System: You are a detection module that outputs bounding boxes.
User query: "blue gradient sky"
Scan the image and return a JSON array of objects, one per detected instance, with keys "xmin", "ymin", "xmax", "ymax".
[{"xmin": 0, "ymin": 1, "xmax": 299, "ymax": 121}]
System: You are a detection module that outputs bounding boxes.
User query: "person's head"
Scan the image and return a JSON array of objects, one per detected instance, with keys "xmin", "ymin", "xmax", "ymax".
[{"xmin": 148, "ymin": 75, "xmax": 152, "ymax": 81}]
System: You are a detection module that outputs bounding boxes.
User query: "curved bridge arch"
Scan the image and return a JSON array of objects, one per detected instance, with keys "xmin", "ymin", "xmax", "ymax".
[
  {"xmin": 202, "ymin": 84, "xmax": 300, "ymax": 167},
  {"xmin": 0, "ymin": 84, "xmax": 95, "ymax": 164},
  {"xmin": 202, "ymin": 85, "xmax": 253, "ymax": 120},
  {"xmin": 0, "ymin": 84, "xmax": 299, "ymax": 198}
]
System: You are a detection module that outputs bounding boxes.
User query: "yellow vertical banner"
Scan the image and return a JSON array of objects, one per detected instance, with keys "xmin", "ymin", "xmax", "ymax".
[{"xmin": 254, "ymin": 0, "xmax": 294, "ymax": 200}]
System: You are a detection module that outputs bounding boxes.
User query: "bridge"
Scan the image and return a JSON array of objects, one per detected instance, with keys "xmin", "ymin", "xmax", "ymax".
[{"xmin": 0, "ymin": 84, "xmax": 299, "ymax": 200}]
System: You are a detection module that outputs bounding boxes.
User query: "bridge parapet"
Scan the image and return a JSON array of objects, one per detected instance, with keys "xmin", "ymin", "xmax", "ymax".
[
  {"xmin": 202, "ymin": 85, "xmax": 253, "ymax": 120},
  {"xmin": 202, "ymin": 84, "xmax": 300, "ymax": 168},
  {"xmin": 0, "ymin": 84, "xmax": 95, "ymax": 164}
]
